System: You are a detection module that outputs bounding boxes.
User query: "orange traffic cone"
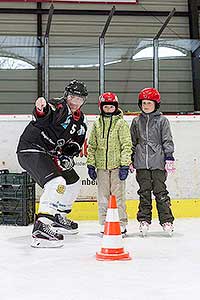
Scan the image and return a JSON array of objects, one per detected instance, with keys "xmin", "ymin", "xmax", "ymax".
[{"xmin": 96, "ymin": 194, "xmax": 132, "ymax": 261}]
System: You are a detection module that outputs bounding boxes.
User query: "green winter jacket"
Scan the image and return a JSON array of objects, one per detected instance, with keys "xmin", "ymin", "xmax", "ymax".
[{"xmin": 87, "ymin": 109, "xmax": 132, "ymax": 170}]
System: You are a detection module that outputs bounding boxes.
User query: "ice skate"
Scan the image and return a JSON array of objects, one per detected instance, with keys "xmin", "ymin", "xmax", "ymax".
[
  {"xmin": 139, "ymin": 221, "xmax": 149, "ymax": 237},
  {"xmin": 100, "ymin": 225, "xmax": 104, "ymax": 236},
  {"xmin": 162, "ymin": 222, "xmax": 174, "ymax": 236},
  {"xmin": 100, "ymin": 225, "xmax": 127, "ymax": 237},
  {"xmin": 120, "ymin": 225, "xmax": 127, "ymax": 238},
  {"xmin": 31, "ymin": 220, "xmax": 64, "ymax": 248},
  {"xmin": 52, "ymin": 214, "xmax": 79, "ymax": 235}
]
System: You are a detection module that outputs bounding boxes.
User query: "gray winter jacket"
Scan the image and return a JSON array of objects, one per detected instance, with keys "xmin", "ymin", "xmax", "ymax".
[{"xmin": 130, "ymin": 111, "xmax": 174, "ymax": 170}]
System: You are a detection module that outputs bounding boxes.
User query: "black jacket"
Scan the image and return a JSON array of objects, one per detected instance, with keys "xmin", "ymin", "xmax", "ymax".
[{"xmin": 17, "ymin": 100, "xmax": 87, "ymax": 157}]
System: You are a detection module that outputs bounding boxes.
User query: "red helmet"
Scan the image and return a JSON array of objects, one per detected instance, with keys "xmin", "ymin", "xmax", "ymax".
[
  {"xmin": 138, "ymin": 88, "xmax": 161, "ymax": 103},
  {"xmin": 98, "ymin": 92, "xmax": 119, "ymax": 113},
  {"xmin": 138, "ymin": 88, "xmax": 161, "ymax": 111}
]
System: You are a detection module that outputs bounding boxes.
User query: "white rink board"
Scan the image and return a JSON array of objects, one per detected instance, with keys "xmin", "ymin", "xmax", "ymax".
[{"xmin": 0, "ymin": 114, "xmax": 200, "ymax": 200}]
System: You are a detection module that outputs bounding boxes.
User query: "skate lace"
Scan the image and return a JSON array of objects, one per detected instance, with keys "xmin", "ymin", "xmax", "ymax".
[
  {"xmin": 162, "ymin": 222, "xmax": 173, "ymax": 231},
  {"xmin": 42, "ymin": 223, "xmax": 57, "ymax": 237},
  {"xmin": 140, "ymin": 221, "xmax": 149, "ymax": 227},
  {"xmin": 58, "ymin": 214, "xmax": 73, "ymax": 226}
]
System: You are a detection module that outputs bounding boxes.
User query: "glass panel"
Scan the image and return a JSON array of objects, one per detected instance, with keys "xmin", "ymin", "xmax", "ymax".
[{"xmin": 0, "ymin": 36, "xmax": 41, "ymax": 113}]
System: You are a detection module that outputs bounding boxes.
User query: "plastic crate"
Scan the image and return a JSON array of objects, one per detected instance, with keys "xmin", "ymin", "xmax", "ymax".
[
  {"xmin": 0, "ymin": 203, "xmax": 34, "ymax": 225},
  {"xmin": 0, "ymin": 177, "xmax": 36, "ymax": 225},
  {"xmin": 0, "ymin": 172, "xmax": 35, "ymax": 186},
  {"xmin": 0, "ymin": 184, "xmax": 35, "ymax": 200},
  {"xmin": 0, "ymin": 197, "xmax": 34, "ymax": 213}
]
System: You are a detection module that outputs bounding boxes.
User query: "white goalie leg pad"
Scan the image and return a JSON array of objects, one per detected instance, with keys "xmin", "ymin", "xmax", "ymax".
[
  {"xmin": 58, "ymin": 179, "xmax": 81, "ymax": 212},
  {"xmin": 38, "ymin": 176, "xmax": 67, "ymax": 215}
]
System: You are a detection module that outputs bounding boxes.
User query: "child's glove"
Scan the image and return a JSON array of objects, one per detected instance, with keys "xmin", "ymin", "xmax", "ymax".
[
  {"xmin": 119, "ymin": 166, "xmax": 129, "ymax": 181},
  {"xmin": 165, "ymin": 160, "xmax": 176, "ymax": 174},
  {"xmin": 129, "ymin": 163, "xmax": 135, "ymax": 173},
  {"xmin": 87, "ymin": 165, "xmax": 97, "ymax": 180}
]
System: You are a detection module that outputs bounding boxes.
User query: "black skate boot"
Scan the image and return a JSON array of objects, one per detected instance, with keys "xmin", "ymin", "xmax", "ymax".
[
  {"xmin": 31, "ymin": 219, "xmax": 64, "ymax": 248},
  {"xmin": 52, "ymin": 214, "xmax": 79, "ymax": 235}
]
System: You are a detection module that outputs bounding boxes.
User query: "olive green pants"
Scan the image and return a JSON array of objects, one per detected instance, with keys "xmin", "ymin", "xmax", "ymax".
[{"xmin": 136, "ymin": 169, "xmax": 174, "ymax": 225}]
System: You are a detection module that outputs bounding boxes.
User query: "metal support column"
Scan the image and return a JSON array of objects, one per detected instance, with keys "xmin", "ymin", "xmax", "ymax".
[
  {"xmin": 99, "ymin": 6, "xmax": 115, "ymax": 95},
  {"xmin": 153, "ymin": 8, "xmax": 176, "ymax": 90},
  {"xmin": 188, "ymin": 0, "xmax": 200, "ymax": 111},
  {"xmin": 37, "ymin": 2, "xmax": 43, "ymax": 98},
  {"xmin": 44, "ymin": 4, "xmax": 54, "ymax": 100}
]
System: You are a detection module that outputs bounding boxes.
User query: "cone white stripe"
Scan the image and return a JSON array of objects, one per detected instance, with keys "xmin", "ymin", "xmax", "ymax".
[
  {"xmin": 101, "ymin": 235, "xmax": 123, "ymax": 249},
  {"xmin": 105, "ymin": 208, "xmax": 119, "ymax": 222}
]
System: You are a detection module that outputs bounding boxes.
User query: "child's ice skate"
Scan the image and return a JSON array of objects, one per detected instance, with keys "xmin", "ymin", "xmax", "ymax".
[
  {"xmin": 100, "ymin": 225, "xmax": 127, "ymax": 238},
  {"xmin": 100, "ymin": 225, "xmax": 104, "ymax": 236},
  {"xmin": 31, "ymin": 220, "xmax": 64, "ymax": 248},
  {"xmin": 52, "ymin": 214, "xmax": 79, "ymax": 235},
  {"xmin": 120, "ymin": 225, "xmax": 127, "ymax": 238},
  {"xmin": 162, "ymin": 222, "xmax": 174, "ymax": 236},
  {"xmin": 139, "ymin": 221, "xmax": 149, "ymax": 237}
]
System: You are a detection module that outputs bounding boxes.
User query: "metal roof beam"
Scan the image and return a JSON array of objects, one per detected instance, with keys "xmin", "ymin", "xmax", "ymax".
[{"xmin": 0, "ymin": 8, "xmax": 188, "ymax": 17}]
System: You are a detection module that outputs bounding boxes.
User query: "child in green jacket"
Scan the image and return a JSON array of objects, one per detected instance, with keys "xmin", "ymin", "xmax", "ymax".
[{"xmin": 87, "ymin": 92, "xmax": 132, "ymax": 236}]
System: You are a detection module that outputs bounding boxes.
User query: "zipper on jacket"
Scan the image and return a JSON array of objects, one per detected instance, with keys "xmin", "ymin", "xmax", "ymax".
[
  {"xmin": 105, "ymin": 117, "xmax": 113, "ymax": 170},
  {"xmin": 146, "ymin": 114, "xmax": 149, "ymax": 169},
  {"xmin": 102, "ymin": 117, "xmax": 105, "ymax": 138}
]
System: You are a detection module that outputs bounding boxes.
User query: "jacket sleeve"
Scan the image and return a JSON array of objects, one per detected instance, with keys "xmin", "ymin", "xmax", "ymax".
[
  {"xmin": 161, "ymin": 117, "xmax": 174, "ymax": 160},
  {"xmin": 118, "ymin": 120, "xmax": 132, "ymax": 166},
  {"xmin": 130, "ymin": 117, "xmax": 138, "ymax": 161},
  {"xmin": 86, "ymin": 123, "xmax": 97, "ymax": 167},
  {"xmin": 33, "ymin": 103, "xmax": 52, "ymax": 125}
]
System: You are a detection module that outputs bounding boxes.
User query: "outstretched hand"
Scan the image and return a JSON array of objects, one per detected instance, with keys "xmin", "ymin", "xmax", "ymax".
[{"xmin": 35, "ymin": 97, "xmax": 47, "ymax": 112}]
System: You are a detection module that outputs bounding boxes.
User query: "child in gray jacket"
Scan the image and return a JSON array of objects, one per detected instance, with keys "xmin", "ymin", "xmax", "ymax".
[{"xmin": 130, "ymin": 87, "xmax": 175, "ymax": 237}]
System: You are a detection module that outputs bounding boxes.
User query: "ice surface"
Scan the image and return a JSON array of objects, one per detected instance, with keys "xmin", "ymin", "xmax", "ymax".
[{"xmin": 0, "ymin": 218, "xmax": 200, "ymax": 300}]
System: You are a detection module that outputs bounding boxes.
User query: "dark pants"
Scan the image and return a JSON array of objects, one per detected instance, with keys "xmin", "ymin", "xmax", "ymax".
[
  {"xmin": 17, "ymin": 152, "xmax": 79, "ymax": 188},
  {"xmin": 136, "ymin": 169, "xmax": 174, "ymax": 225}
]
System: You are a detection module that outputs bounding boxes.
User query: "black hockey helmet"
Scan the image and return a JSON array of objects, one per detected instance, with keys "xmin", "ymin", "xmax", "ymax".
[{"xmin": 64, "ymin": 79, "xmax": 88, "ymax": 99}]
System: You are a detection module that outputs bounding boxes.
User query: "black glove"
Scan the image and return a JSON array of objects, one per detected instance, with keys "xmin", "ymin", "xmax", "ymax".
[
  {"xmin": 59, "ymin": 155, "xmax": 75, "ymax": 171},
  {"xmin": 119, "ymin": 166, "xmax": 129, "ymax": 181},
  {"xmin": 87, "ymin": 165, "xmax": 97, "ymax": 180},
  {"xmin": 62, "ymin": 141, "xmax": 81, "ymax": 157}
]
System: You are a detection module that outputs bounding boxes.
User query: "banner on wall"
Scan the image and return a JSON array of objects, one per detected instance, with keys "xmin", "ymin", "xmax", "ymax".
[
  {"xmin": 0, "ymin": 0, "xmax": 138, "ymax": 3},
  {"xmin": 0, "ymin": 114, "xmax": 200, "ymax": 201}
]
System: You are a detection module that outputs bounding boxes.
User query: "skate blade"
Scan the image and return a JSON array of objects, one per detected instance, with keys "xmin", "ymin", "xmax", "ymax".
[
  {"xmin": 140, "ymin": 227, "xmax": 148, "ymax": 237},
  {"xmin": 163, "ymin": 230, "xmax": 173, "ymax": 237},
  {"xmin": 140, "ymin": 231, "xmax": 148, "ymax": 237},
  {"xmin": 54, "ymin": 228, "xmax": 79, "ymax": 235},
  {"xmin": 31, "ymin": 238, "xmax": 64, "ymax": 248},
  {"xmin": 122, "ymin": 232, "xmax": 127, "ymax": 238},
  {"xmin": 100, "ymin": 233, "xmax": 127, "ymax": 238}
]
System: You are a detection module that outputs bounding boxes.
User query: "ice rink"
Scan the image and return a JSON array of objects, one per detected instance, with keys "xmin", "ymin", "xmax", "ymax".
[{"xmin": 0, "ymin": 218, "xmax": 200, "ymax": 300}]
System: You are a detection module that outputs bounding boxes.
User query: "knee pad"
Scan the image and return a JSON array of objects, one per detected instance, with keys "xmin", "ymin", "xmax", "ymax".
[
  {"xmin": 38, "ymin": 176, "xmax": 67, "ymax": 215},
  {"xmin": 58, "ymin": 179, "xmax": 81, "ymax": 212}
]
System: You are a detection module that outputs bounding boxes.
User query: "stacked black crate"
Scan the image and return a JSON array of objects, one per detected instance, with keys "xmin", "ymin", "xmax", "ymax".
[{"xmin": 0, "ymin": 170, "xmax": 35, "ymax": 225}]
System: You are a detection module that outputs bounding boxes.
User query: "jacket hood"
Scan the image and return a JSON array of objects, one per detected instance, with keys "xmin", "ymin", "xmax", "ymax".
[
  {"xmin": 141, "ymin": 110, "xmax": 162, "ymax": 119},
  {"xmin": 100, "ymin": 108, "xmax": 123, "ymax": 119}
]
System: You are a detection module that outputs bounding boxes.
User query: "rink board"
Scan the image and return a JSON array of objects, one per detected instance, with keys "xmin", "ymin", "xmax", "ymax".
[
  {"xmin": 0, "ymin": 114, "xmax": 200, "ymax": 218},
  {"xmin": 34, "ymin": 199, "xmax": 200, "ymax": 220}
]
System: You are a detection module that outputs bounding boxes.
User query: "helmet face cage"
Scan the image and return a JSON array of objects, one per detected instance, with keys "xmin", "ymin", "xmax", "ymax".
[
  {"xmin": 98, "ymin": 92, "xmax": 119, "ymax": 113},
  {"xmin": 64, "ymin": 79, "xmax": 88, "ymax": 99}
]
